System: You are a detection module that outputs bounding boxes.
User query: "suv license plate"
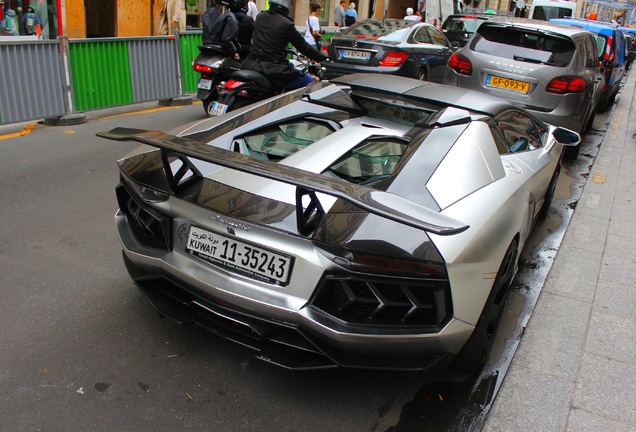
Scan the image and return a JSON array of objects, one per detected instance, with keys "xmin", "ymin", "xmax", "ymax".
[
  {"xmin": 209, "ymin": 101, "xmax": 228, "ymax": 116},
  {"xmin": 186, "ymin": 226, "xmax": 293, "ymax": 285},
  {"xmin": 486, "ymin": 75, "xmax": 530, "ymax": 94}
]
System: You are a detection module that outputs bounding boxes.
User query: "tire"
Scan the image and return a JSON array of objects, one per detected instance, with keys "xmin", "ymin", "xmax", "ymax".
[
  {"xmin": 202, "ymin": 92, "xmax": 218, "ymax": 117},
  {"xmin": 417, "ymin": 69, "xmax": 428, "ymax": 82},
  {"xmin": 597, "ymin": 95, "xmax": 610, "ymax": 113},
  {"xmin": 454, "ymin": 239, "xmax": 518, "ymax": 374},
  {"xmin": 538, "ymin": 163, "xmax": 560, "ymax": 220}
]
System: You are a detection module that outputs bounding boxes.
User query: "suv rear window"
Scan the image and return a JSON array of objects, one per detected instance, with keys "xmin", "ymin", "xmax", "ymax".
[{"xmin": 473, "ymin": 26, "xmax": 575, "ymax": 67}]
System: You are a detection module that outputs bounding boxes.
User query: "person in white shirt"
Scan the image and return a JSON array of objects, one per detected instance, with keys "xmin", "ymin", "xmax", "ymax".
[
  {"xmin": 404, "ymin": 7, "xmax": 420, "ymax": 21},
  {"xmin": 304, "ymin": 2, "xmax": 323, "ymax": 49},
  {"xmin": 247, "ymin": 0, "xmax": 258, "ymax": 19}
]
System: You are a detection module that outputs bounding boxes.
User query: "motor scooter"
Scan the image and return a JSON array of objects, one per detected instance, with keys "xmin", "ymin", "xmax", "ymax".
[
  {"xmin": 210, "ymin": 51, "xmax": 324, "ymax": 117},
  {"xmin": 192, "ymin": 44, "xmax": 241, "ymax": 116}
]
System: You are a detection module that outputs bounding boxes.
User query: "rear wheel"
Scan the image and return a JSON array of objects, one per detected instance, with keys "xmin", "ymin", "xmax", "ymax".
[
  {"xmin": 454, "ymin": 239, "xmax": 518, "ymax": 374},
  {"xmin": 417, "ymin": 69, "xmax": 428, "ymax": 82},
  {"xmin": 202, "ymin": 92, "xmax": 218, "ymax": 117}
]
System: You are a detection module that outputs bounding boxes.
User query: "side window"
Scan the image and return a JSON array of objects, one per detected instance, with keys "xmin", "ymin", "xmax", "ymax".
[
  {"xmin": 427, "ymin": 27, "xmax": 449, "ymax": 46},
  {"xmin": 584, "ymin": 37, "xmax": 598, "ymax": 68},
  {"xmin": 493, "ymin": 111, "xmax": 548, "ymax": 153},
  {"xmin": 413, "ymin": 27, "xmax": 432, "ymax": 44}
]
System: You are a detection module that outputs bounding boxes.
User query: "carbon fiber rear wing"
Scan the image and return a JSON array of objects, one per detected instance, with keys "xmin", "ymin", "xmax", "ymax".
[{"xmin": 98, "ymin": 127, "xmax": 469, "ymax": 236}]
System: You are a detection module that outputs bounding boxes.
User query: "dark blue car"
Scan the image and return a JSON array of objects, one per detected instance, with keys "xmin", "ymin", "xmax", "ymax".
[
  {"xmin": 550, "ymin": 18, "xmax": 626, "ymax": 112},
  {"xmin": 322, "ymin": 19, "xmax": 457, "ymax": 83}
]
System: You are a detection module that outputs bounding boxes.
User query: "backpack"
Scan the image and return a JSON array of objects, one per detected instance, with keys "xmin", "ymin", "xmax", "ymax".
[{"xmin": 202, "ymin": 7, "xmax": 222, "ymax": 44}]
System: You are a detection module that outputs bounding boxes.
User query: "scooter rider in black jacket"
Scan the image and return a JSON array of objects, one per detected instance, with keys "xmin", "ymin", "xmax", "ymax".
[{"xmin": 241, "ymin": 0, "xmax": 328, "ymax": 89}]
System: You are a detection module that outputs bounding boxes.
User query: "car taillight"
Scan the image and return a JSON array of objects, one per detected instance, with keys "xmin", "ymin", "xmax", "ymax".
[
  {"xmin": 379, "ymin": 51, "xmax": 408, "ymax": 67},
  {"xmin": 606, "ymin": 36, "xmax": 613, "ymax": 60},
  {"xmin": 193, "ymin": 63, "xmax": 213, "ymax": 73},
  {"xmin": 317, "ymin": 244, "xmax": 447, "ymax": 278},
  {"xmin": 546, "ymin": 76, "xmax": 587, "ymax": 94},
  {"xmin": 225, "ymin": 79, "xmax": 244, "ymax": 90},
  {"xmin": 448, "ymin": 52, "xmax": 472, "ymax": 75}
]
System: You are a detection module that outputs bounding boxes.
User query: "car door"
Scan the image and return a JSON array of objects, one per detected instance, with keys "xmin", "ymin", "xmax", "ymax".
[
  {"xmin": 426, "ymin": 26, "xmax": 454, "ymax": 83},
  {"xmin": 581, "ymin": 34, "xmax": 604, "ymax": 110},
  {"xmin": 410, "ymin": 25, "xmax": 453, "ymax": 82},
  {"xmin": 491, "ymin": 110, "xmax": 559, "ymax": 222}
]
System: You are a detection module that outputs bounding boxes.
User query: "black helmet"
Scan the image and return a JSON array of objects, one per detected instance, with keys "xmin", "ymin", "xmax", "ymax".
[
  {"xmin": 231, "ymin": 0, "xmax": 248, "ymax": 13},
  {"xmin": 269, "ymin": 0, "xmax": 292, "ymax": 17},
  {"xmin": 221, "ymin": 0, "xmax": 237, "ymax": 10}
]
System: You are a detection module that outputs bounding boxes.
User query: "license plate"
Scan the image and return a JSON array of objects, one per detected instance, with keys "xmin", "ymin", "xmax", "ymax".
[
  {"xmin": 486, "ymin": 75, "xmax": 530, "ymax": 94},
  {"xmin": 341, "ymin": 49, "xmax": 371, "ymax": 60},
  {"xmin": 186, "ymin": 226, "xmax": 293, "ymax": 285},
  {"xmin": 197, "ymin": 78, "xmax": 212, "ymax": 90},
  {"xmin": 209, "ymin": 101, "xmax": 228, "ymax": 116}
]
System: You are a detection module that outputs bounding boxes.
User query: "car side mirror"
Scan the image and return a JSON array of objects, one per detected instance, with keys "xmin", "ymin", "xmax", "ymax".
[
  {"xmin": 601, "ymin": 58, "xmax": 614, "ymax": 70},
  {"xmin": 553, "ymin": 127, "xmax": 581, "ymax": 147}
]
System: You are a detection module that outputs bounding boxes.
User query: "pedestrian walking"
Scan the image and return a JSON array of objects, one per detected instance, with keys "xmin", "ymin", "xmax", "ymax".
[
  {"xmin": 404, "ymin": 7, "xmax": 420, "ymax": 21},
  {"xmin": 159, "ymin": 0, "xmax": 183, "ymax": 35},
  {"xmin": 334, "ymin": 0, "xmax": 346, "ymax": 27},
  {"xmin": 344, "ymin": 2, "xmax": 357, "ymax": 27},
  {"xmin": 247, "ymin": 0, "xmax": 258, "ymax": 19},
  {"xmin": 22, "ymin": 5, "xmax": 42, "ymax": 36},
  {"xmin": 304, "ymin": 2, "xmax": 323, "ymax": 50}
]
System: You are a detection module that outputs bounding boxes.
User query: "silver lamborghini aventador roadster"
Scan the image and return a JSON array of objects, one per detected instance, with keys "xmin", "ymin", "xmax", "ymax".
[{"xmin": 100, "ymin": 73, "xmax": 580, "ymax": 373}]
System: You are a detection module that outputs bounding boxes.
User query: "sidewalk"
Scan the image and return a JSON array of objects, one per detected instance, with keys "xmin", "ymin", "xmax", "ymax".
[{"xmin": 484, "ymin": 77, "xmax": 636, "ymax": 430}]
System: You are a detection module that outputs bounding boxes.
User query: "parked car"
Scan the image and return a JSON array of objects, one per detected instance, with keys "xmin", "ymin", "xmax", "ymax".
[
  {"xmin": 100, "ymin": 73, "xmax": 580, "ymax": 373},
  {"xmin": 550, "ymin": 18, "xmax": 626, "ymax": 113},
  {"xmin": 441, "ymin": 14, "xmax": 491, "ymax": 47},
  {"xmin": 445, "ymin": 18, "xmax": 603, "ymax": 158},
  {"xmin": 321, "ymin": 19, "xmax": 456, "ymax": 83},
  {"xmin": 619, "ymin": 27, "xmax": 636, "ymax": 70}
]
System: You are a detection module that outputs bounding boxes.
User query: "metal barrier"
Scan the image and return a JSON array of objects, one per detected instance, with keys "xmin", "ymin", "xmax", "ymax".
[
  {"xmin": 0, "ymin": 28, "xmax": 332, "ymax": 127},
  {"xmin": 68, "ymin": 35, "xmax": 183, "ymax": 111},
  {"xmin": 179, "ymin": 31, "xmax": 204, "ymax": 93},
  {"xmin": 0, "ymin": 39, "xmax": 68, "ymax": 124}
]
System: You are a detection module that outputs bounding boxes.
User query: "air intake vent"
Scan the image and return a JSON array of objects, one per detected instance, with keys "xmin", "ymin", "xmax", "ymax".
[
  {"xmin": 312, "ymin": 276, "xmax": 452, "ymax": 328},
  {"xmin": 116, "ymin": 184, "xmax": 172, "ymax": 251}
]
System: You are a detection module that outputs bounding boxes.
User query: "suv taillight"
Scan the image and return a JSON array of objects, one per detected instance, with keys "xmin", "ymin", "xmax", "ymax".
[
  {"xmin": 448, "ymin": 52, "xmax": 472, "ymax": 76},
  {"xmin": 546, "ymin": 76, "xmax": 587, "ymax": 94}
]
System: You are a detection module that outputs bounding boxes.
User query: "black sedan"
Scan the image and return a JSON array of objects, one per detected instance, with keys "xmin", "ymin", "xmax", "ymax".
[{"xmin": 322, "ymin": 19, "xmax": 457, "ymax": 83}]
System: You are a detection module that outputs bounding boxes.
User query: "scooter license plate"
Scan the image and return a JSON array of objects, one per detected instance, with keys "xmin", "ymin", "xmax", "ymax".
[
  {"xmin": 198, "ymin": 78, "xmax": 213, "ymax": 90},
  {"xmin": 209, "ymin": 101, "xmax": 228, "ymax": 116}
]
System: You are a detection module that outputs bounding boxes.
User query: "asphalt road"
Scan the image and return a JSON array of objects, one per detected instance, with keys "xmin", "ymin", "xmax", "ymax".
[{"xmin": 0, "ymin": 100, "xmax": 607, "ymax": 431}]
